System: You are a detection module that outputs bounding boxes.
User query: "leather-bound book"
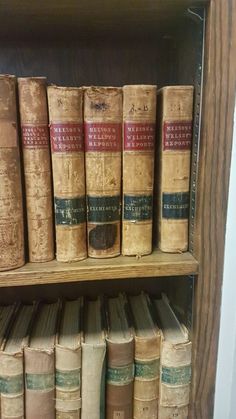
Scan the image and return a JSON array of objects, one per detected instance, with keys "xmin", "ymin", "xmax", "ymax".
[
  {"xmin": 122, "ymin": 85, "xmax": 157, "ymax": 256},
  {"xmin": 156, "ymin": 86, "xmax": 194, "ymax": 252},
  {"xmin": 154, "ymin": 294, "xmax": 192, "ymax": 419},
  {"xmin": 47, "ymin": 86, "xmax": 87, "ymax": 262},
  {"xmin": 81, "ymin": 297, "xmax": 106, "ymax": 419},
  {"xmin": 55, "ymin": 298, "xmax": 83, "ymax": 418},
  {"xmin": 0, "ymin": 75, "xmax": 24, "ymax": 271},
  {"xmin": 129, "ymin": 293, "xmax": 161, "ymax": 419},
  {"xmin": 0, "ymin": 303, "xmax": 37, "ymax": 419},
  {"xmin": 24, "ymin": 301, "xmax": 60, "ymax": 419},
  {"xmin": 106, "ymin": 294, "xmax": 134, "ymax": 419},
  {"xmin": 18, "ymin": 77, "xmax": 54, "ymax": 262},
  {"xmin": 84, "ymin": 87, "xmax": 122, "ymax": 258}
]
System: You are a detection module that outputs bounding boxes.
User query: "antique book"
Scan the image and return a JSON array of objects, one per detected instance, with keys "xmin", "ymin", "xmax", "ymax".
[
  {"xmin": 84, "ymin": 87, "xmax": 122, "ymax": 258},
  {"xmin": 47, "ymin": 86, "xmax": 87, "ymax": 262},
  {"xmin": 18, "ymin": 77, "xmax": 54, "ymax": 262},
  {"xmin": 0, "ymin": 75, "xmax": 24, "ymax": 271},
  {"xmin": 129, "ymin": 293, "xmax": 161, "ymax": 419},
  {"xmin": 106, "ymin": 294, "xmax": 134, "ymax": 419},
  {"xmin": 55, "ymin": 298, "xmax": 83, "ymax": 418},
  {"xmin": 154, "ymin": 294, "xmax": 192, "ymax": 419},
  {"xmin": 81, "ymin": 298, "xmax": 106, "ymax": 419},
  {"xmin": 122, "ymin": 85, "xmax": 157, "ymax": 256},
  {"xmin": 156, "ymin": 86, "xmax": 194, "ymax": 252},
  {"xmin": 0, "ymin": 303, "xmax": 36, "ymax": 419},
  {"xmin": 24, "ymin": 301, "xmax": 60, "ymax": 419}
]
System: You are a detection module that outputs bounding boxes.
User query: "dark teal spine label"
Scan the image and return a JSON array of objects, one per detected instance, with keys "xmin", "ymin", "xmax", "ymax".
[
  {"xmin": 162, "ymin": 192, "xmax": 189, "ymax": 219},
  {"xmin": 56, "ymin": 369, "xmax": 80, "ymax": 389},
  {"xmin": 87, "ymin": 196, "xmax": 120, "ymax": 223},
  {"xmin": 0, "ymin": 374, "xmax": 23, "ymax": 394},
  {"xmin": 123, "ymin": 195, "xmax": 153, "ymax": 221},
  {"xmin": 55, "ymin": 196, "xmax": 86, "ymax": 225},
  {"xmin": 26, "ymin": 373, "xmax": 54, "ymax": 390},
  {"xmin": 106, "ymin": 364, "xmax": 134, "ymax": 385},
  {"xmin": 162, "ymin": 365, "xmax": 191, "ymax": 385},
  {"xmin": 135, "ymin": 359, "xmax": 160, "ymax": 379}
]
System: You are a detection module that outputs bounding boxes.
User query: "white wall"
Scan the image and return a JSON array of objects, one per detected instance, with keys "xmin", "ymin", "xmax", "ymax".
[{"xmin": 214, "ymin": 103, "xmax": 236, "ymax": 419}]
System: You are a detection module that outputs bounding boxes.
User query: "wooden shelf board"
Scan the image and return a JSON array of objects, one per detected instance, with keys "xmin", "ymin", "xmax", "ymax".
[{"xmin": 0, "ymin": 250, "xmax": 198, "ymax": 287}]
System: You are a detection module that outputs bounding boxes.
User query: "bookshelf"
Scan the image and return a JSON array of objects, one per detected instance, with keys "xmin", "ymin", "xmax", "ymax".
[{"xmin": 0, "ymin": 0, "xmax": 235, "ymax": 419}]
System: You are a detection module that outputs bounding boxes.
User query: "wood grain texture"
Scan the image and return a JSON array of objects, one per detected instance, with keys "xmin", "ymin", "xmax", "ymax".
[
  {"xmin": 191, "ymin": 0, "xmax": 236, "ymax": 418},
  {"xmin": 0, "ymin": 251, "xmax": 198, "ymax": 288}
]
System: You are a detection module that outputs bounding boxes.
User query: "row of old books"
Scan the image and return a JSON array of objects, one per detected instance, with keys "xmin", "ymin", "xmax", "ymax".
[
  {"xmin": 0, "ymin": 293, "xmax": 191, "ymax": 419},
  {"xmin": 0, "ymin": 75, "xmax": 194, "ymax": 271}
]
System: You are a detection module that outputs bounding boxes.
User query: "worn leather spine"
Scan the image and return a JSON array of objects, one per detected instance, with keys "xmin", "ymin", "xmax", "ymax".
[
  {"xmin": 18, "ymin": 77, "xmax": 54, "ymax": 262},
  {"xmin": 133, "ymin": 335, "xmax": 161, "ymax": 419},
  {"xmin": 157, "ymin": 86, "xmax": 194, "ymax": 252},
  {"xmin": 84, "ymin": 87, "xmax": 122, "ymax": 258},
  {"xmin": 159, "ymin": 340, "xmax": 192, "ymax": 419},
  {"xmin": 106, "ymin": 337, "xmax": 134, "ymax": 419},
  {"xmin": 0, "ymin": 75, "xmax": 24, "ymax": 271},
  {"xmin": 122, "ymin": 85, "xmax": 157, "ymax": 256},
  {"xmin": 47, "ymin": 86, "xmax": 87, "ymax": 262}
]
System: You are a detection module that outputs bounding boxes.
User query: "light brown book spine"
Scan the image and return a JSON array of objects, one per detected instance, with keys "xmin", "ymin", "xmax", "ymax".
[
  {"xmin": 157, "ymin": 86, "xmax": 194, "ymax": 252},
  {"xmin": 47, "ymin": 86, "xmax": 87, "ymax": 262},
  {"xmin": 18, "ymin": 77, "xmax": 54, "ymax": 262},
  {"xmin": 122, "ymin": 85, "xmax": 157, "ymax": 256},
  {"xmin": 0, "ymin": 75, "xmax": 24, "ymax": 271},
  {"xmin": 84, "ymin": 87, "xmax": 122, "ymax": 258}
]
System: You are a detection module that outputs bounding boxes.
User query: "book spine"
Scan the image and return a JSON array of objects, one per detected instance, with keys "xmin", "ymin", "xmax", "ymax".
[
  {"xmin": 158, "ymin": 341, "xmax": 192, "ymax": 418},
  {"xmin": 0, "ymin": 353, "xmax": 24, "ymax": 419},
  {"xmin": 55, "ymin": 346, "xmax": 81, "ymax": 418},
  {"xmin": 133, "ymin": 336, "xmax": 160, "ymax": 419},
  {"xmin": 84, "ymin": 87, "xmax": 122, "ymax": 258},
  {"xmin": 122, "ymin": 85, "xmax": 157, "ymax": 256},
  {"xmin": 24, "ymin": 348, "xmax": 55, "ymax": 419},
  {"xmin": 0, "ymin": 75, "xmax": 24, "ymax": 271},
  {"xmin": 106, "ymin": 340, "xmax": 134, "ymax": 419},
  {"xmin": 18, "ymin": 77, "xmax": 54, "ymax": 262},
  {"xmin": 47, "ymin": 86, "xmax": 87, "ymax": 262},
  {"xmin": 81, "ymin": 343, "xmax": 106, "ymax": 419},
  {"xmin": 157, "ymin": 86, "xmax": 194, "ymax": 252}
]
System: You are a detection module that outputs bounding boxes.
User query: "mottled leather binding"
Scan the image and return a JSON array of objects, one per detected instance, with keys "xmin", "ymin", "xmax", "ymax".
[{"xmin": 0, "ymin": 75, "xmax": 24, "ymax": 271}]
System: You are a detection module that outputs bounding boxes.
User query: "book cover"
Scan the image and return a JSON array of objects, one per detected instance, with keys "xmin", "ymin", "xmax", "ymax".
[
  {"xmin": 47, "ymin": 86, "xmax": 87, "ymax": 262},
  {"xmin": 84, "ymin": 87, "xmax": 122, "ymax": 258},
  {"xmin": 122, "ymin": 85, "xmax": 157, "ymax": 256}
]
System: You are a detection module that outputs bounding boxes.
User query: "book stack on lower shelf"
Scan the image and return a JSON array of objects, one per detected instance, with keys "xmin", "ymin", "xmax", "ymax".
[{"xmin": 0, "ymin": 293, "xmax": 192, "ymax": 419}]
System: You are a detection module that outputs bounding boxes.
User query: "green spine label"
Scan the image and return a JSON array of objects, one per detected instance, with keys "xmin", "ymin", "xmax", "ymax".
[
  {"xmin": 107, "ymin": 364, "xmax": 134, "ymax": 385},
  {"xmin": 56, "ymin": 369, "xmax": 80, "ymax": 389},
  {"xmin": 123, "ymin": 195, "xmax": 153, "ymax": 221},
  {"xmin": 87, "ymin": 196, "xmax": 120, "ymax": 223},
  {"xmin": 162, "ymin": 365, "xmax": 191, "ymax": 385},
  {"xmin": 162, "ymin": 192, "xmax": 189, "ymax": 219},
  {"xmin": 0, "ymin": 374, "xmax": 23, "ymax": 394},
  {"xmin": 135, "ymin": 359, "xmax": 160, "ymax": 379},
  {"xmin": 55, "ymin": 196, "xmax": 86, "ymax": 225},
  {"xmin": 26, "ymin": 373, "xmax": 54, "ymax": 390}
]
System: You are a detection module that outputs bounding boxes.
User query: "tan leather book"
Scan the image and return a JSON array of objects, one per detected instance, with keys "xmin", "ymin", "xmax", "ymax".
[
  {"xmin": 106, "ymin": 294, "xmax": 134, "ymax": 419},
  {"xmin": 0, "ymin": 303, "xmax": 37, "ymax": 419},
  {"xmin": 81, "ymin": 297, "xmax": 106, "ymax": 419},
  {"xmin": 156, "ymin": 86, "xmax": 194, "ymax": 252},
  {"xmin": 55, "ymin": 298, "xmax": 83, "ymax": 418},
  {"xmin": 0, "ymin": 75, "xmax": 24, "ymax": 271},
  {"xmin": 129, "ymin": 293, "xmax": 161, "ymax": 419},
  {"xmin": 18, "ymin": 77, "xmax": 54, "ymax": 262},
  {"xmin": 154, "ymin": 294, "xmax": 192, "ymax": 419},
  {"xmin": 24, "ymin": 301, "xmax": 60, "ymax": 419},
  {"xmin": 122, "ymin": 85, "xmax": 157, "ymax": 256},
  {"xmin": 84, "ymin": 87, "xmax": 122, "ymax": 258},
  {"xmin": 47, "ymin": 86, "xmax": 87, "ymax": 262}
]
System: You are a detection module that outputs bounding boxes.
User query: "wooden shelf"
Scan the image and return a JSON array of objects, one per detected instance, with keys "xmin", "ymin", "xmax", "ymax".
[{"xmin": 0, "ymin": 250, "xmax": 198, "ymax": 287}]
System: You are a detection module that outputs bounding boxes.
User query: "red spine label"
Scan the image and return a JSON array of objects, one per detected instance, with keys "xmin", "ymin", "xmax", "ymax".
[
  {"xmin": 84, "ymin": 123, "xmax": 121, "ymax": 152},
  {"xmin": 50, "ymin": 123, "xmax": 84, "ymax": 152},
  {"xmin": 163, "ymin": 121, "xmax": 192, "ymax": 150},
  {"xmin": 21, "ymin": 125, "xmax": 49, "ymax": 149},
  {"xmin": 124, "ymin": 123, "xmax": 155, "ymax": 151}
]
